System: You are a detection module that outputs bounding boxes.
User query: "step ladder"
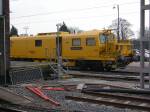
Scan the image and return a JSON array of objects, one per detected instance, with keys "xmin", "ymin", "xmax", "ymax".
[{"xmin": 49, "ymin": 63, "xmax": 68, "ymax": 75}]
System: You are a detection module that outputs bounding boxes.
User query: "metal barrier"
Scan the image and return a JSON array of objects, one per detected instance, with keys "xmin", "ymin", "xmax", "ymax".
[{"xmin": 9, "ymin": 67, "xmax": 43, "ymax": 85}]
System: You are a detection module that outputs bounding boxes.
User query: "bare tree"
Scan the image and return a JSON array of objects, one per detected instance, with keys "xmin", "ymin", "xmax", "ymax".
[
  {"xmin": 136, "ymin": 27, "xmax": 150, "ymax": 39},
  {"xmin": 109, "ymin": 18, "xmax": 134, "ymax": 40},
  {"xmin": 133, "ymin": 27, "xmax": 150, "ymax": 50}
]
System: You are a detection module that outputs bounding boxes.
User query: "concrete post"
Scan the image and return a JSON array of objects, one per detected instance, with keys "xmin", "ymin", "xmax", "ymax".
[
  {"xmin": 140, "ymin": 0, "xmax": 145, "ymax": 89},
  {"xmin": 117, "ymin": 5, "xmax": 120, "ymax": 42},
  {"xmin": 149, "ymin": 0, "xmax": 150, "ymax": 89},
  {"xmin": 56, "ymin": 23, "xmax": 63, "ymax": 78},
  {"xmin": 113, "ymin": 4, "xmax": 120, "ymax": 42}
]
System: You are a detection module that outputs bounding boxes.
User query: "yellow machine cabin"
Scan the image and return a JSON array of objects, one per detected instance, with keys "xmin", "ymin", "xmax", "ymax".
[{"xmin": 117, "ymin": 40, "xmax": 134, "ymax": 57}]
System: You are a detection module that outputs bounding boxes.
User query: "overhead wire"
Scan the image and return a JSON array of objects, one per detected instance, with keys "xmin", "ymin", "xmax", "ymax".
[
  {"xmin": 11, "ymin": 1, "xmax": 139, "ymax": 19},
  {"xmin": 12, "ymin": 11, "xmax": 139, "ymax": 25}
]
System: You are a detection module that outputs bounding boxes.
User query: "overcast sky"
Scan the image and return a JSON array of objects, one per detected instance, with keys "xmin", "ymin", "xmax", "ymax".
[{"xmin": 10, "ymin": 0, "xmax": 150, "ymax": 38}]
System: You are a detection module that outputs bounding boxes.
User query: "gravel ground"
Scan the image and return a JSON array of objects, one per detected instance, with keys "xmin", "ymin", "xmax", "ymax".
[
  {"xmin": 8, "ymin": 61, "xmax": 148, "ymax": 111},
  {"xmin": 116, "ymin": 62, "xmax": 149, "ymax": 73},
  {"xmin": 7, "ymin": 80, "xmax": 144, "ymax": 112}
]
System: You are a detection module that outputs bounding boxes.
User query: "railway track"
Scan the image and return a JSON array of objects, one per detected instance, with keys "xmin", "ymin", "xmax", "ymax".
[
  {"xmin": 68, "ymin": 70, "xmax": 150, "ymax": 82},
  {"xmin": 0, "ymin": 107, "xmax": 25, "ymax": 112},
  {"xmin": 69, "ymin": 70, "xmax": 142, "ymax": 76},
  {"xmin": 0, "ymin": 104, "xmax": 66, "ymax": 112},
  {"xmin": 66, "ymin": 92, "xmax": 150, "ymax": 111}
]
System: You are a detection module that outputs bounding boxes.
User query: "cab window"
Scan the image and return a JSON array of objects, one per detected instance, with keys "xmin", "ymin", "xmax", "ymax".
[
  {"xmin": 86, "ymin": 38, "xmax": 96, "ymax": 46},
  {"xmin": 72, "ymin": 38, "xmax": 81, "ymax": 46},
  {"xmin": 100, "ymin": 35, "xmax": 107, "ymax": 43},
  {"xmin": 35, "ymin": 40, "xmax": 42, "ymax": 47}
]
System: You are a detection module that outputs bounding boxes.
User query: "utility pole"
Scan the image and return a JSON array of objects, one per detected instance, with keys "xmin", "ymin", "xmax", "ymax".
[
  {"xmin": 0, "ymin": 0, "xmax": 2, "ymax": 15},
  {"xmin": 117, "ymin": 5, "xmax": 120, "ymax": 42},
  {"xmin": 113, "ymin": 4, "xmax": 120, "ymax": 42},
  {"xmin": 140, "ymin": 0, "xmax": 145, "ymax": 89},
  {"xmin": 149, "ymin": 0, "xmax": 150, "ymax": 89},
  {"xmin": 140, "ymin": 0, "xmax": 150, "ymax": 89},
  {"xmin": 56, "ymin": 23, "xmax": 62, "ymax": 78},
  {"xmin": 0, "ymin": 0, "xmax": 10, "ymax": 85}
]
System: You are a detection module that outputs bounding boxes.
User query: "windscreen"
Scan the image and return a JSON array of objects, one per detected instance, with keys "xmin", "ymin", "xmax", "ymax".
[{"xmin": 99, "ymin": 34, "xmax": 107, "ymax": 43}]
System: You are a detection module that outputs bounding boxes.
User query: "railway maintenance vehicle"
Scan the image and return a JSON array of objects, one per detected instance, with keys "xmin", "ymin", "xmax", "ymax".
[{"xmin": 10, "ymin": 30, "xmax": 134, "ymax": 71}]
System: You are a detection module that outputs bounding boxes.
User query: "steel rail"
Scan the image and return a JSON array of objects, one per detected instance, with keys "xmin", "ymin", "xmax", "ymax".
[
  {"xmin": 0, "ymin": 106, "xmax": 25, "ymax": 112},
  {"xmin": 66, "ymin": 95, "xmax": 150, "ymax": 111},
  {"xmin": 68, "ymin": 69, "xmax": 150, "ymax": 77},
  {"xmin": 82, "ymin": 91, "xmax": 150, "ymax": 103},
  {"xmin": 69, "ymin": 72, "xmax": 150, "ymax": 82},
  {"xmin": 72, "ymin": 70, "xmax": 140, "ymax": 76},
  {"xmin": 0, "ymin": 104, "xmax": 65, "ymax": 112}
]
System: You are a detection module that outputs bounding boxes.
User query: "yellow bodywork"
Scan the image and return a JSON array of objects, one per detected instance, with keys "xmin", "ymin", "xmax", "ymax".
[
  {"xmin": 117, "ymin": 40, "xmax": 134, "ymax": 57},
  {"xmin": 11, "ymin": 30, "xmax": 118, "ymax": 61},
  {"xmin": 10, "ymin": 30, "xmax": 133, "ymax": 69},
  {"xmin": 11, "ymin": 36, "xmax": 56, "ymax": 60}
]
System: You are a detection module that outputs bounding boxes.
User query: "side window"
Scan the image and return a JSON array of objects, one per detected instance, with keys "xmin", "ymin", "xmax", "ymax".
[
  {"xmin": 86, "ymin": 38, "xmax": 96, "ymax": 46},
  {"xmin": 35, "ymin": 40, "xmax": 42, "ymax": 47},
  {"xmin": 72, "ymin": 38, "xmax": 81, "ymax": 46},
  {"xmin": 100, "ymin": 35, "xmax": 107, "ymax": 43}
]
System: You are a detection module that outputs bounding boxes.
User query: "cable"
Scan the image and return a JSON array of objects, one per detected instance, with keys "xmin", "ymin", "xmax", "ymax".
[
  {"xmin": 12, "ymin": 11, "xmax": 139, "ymax": 25},
  {"xmin": 11, "ymin": 1, "xmax": 139, "ymax": 19}
]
